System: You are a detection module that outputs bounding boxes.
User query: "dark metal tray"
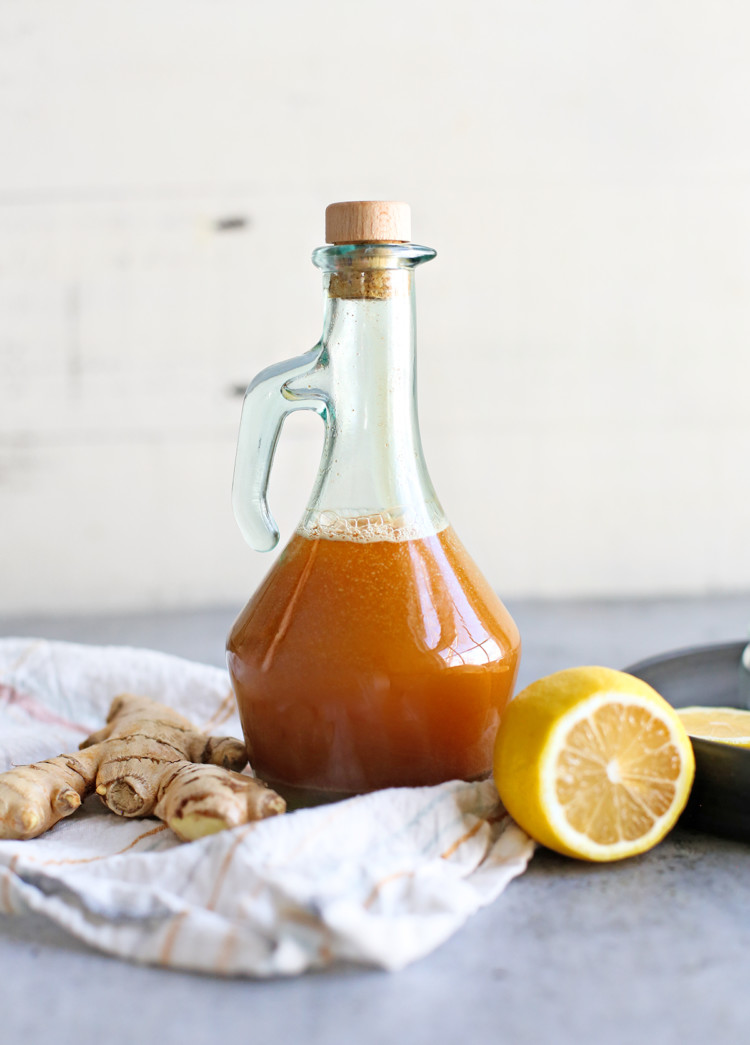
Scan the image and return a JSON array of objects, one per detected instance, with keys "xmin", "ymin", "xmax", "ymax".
[{"xmin": 626, "ymin": 641, "xmax": 750, "ymax": 841}]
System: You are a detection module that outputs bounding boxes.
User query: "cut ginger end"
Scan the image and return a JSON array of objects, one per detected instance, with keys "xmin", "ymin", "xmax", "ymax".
[{"xmin": 168, "ymin": 814, "xmax": 231, "ymax": 841}]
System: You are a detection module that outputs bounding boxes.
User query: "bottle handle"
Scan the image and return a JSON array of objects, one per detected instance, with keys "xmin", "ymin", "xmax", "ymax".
[{"xmin": 232, "ymin": 348, "xmax": 324, "ymax": 551}]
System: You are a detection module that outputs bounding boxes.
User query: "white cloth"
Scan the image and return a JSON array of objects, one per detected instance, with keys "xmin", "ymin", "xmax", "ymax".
[{"xmin": 0, "ymin": 638, "xmax": 534, "ymax": 976}]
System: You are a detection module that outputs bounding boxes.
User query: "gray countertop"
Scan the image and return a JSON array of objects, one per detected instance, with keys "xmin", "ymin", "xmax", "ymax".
[{"xmin": 2, "ymin": 594, "xmax": 750, "ymax": 1045}]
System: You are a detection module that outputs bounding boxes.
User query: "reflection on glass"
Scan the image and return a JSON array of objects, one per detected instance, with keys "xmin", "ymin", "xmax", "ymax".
[{"xmin": 740, "ymin": 638, "xmax": 750, "ymax": 709}]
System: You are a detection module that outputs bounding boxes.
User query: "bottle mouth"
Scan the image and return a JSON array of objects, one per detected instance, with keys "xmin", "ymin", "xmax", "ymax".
[{"xmin": 312, "ymin": 243, "xmax": 436, "ymax": 272}]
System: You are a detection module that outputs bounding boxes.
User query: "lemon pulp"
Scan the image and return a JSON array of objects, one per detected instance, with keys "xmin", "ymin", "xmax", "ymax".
[
  {"xmin": 676, "ymin": 706, "xmax": 750, "ymax": 747},
  {"xmin": 547, "ymin": 693, "xmax": 686, "ymax": 849}
]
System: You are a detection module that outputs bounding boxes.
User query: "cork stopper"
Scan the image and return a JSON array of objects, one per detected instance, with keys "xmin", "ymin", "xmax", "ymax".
[{"xmin": 325, "ymin": 201, "xmax": 411, "ymax": 244}]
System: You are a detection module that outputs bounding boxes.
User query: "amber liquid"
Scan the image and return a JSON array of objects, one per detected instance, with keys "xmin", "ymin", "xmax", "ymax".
[{"xmin": 227, "ymin": 526, "xmax": 520, "ymax": 797}]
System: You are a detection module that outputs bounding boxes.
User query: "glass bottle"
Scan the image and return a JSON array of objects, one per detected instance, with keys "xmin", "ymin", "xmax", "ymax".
[{"xmin": 227, "ymin": 201, "xmax": 521, "ymax": 801}]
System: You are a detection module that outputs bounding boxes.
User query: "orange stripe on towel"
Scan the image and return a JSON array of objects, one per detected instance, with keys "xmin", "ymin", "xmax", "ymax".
[
  {"xmin": 159, "ymin": 910, "xmax": 189, "ymax": 966},
  {"xmin": 216, "ymin": 928, "xmax": 238, "ymax": 975},
  {"xmin": 364, "ymin": 870, "xmax": 414, "ymax": 909},
  {"xmin": 206, "ymin": 823, "xmax": 256, "ymax": 911},
  {"xmin": 441, "ymin": 819, "xmax": 484, "ymax": 859},
  {"xmin": 40, "ymin": 824, "xmax": 169, "ymax": 866},
  {"xmin": 201, "ymin": 689, "xmax": 238, "ymax": 734},
  {"xmin": 1, "ymin": 855, "xmax": 19, "ymax": 913}
]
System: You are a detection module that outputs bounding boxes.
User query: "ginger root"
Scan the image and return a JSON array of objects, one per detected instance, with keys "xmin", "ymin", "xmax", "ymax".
[
  {"xmin": 0, "ymin": 748, "xmax": 101, "ymax": 840},
  {"xmin": 154, "ymin": 762, "xmax": 286, "ymax": 842},
  {"xmin": 0, "ymin": 694, "xmax": 286, "ymax": 842},
  {"xmin": 81, "ymin": 694, "xmax": 249, "ymax": 818}
]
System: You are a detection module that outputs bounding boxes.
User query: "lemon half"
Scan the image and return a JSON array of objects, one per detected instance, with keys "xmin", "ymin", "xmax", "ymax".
[
  {"xmin": 493, "ymin": 666, "xmax": 695, "ymax": 862},
  {"xmin": 676, "ymin": 706, "xmax": 750, "ymax": 747}
]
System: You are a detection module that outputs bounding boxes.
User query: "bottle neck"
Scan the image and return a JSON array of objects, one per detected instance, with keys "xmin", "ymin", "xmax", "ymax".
[{"xmin": 297, "ymin": 245, "xmax": 445, "ymax": 542}]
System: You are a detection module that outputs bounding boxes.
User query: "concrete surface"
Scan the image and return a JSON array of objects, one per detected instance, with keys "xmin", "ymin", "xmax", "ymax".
[{"xmin": 1, "ymin": 594, "xmax": 750, "ymax": 1045}]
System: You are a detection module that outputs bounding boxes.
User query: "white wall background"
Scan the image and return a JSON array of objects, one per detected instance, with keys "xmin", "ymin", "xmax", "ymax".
[{"xmin": 1, "ymin": 0, "xmax": 749, "ymax": 613}]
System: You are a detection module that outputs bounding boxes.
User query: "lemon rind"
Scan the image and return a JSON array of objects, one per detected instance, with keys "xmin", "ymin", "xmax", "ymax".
[{"xmin": 539, "ymin": 690, "xmax": 695, "ymax": 861}]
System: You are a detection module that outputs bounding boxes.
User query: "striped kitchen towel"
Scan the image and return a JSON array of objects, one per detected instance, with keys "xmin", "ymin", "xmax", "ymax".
[{"xmin": 0, "ymin": 638, "xmax": 534, "ymax": 976}]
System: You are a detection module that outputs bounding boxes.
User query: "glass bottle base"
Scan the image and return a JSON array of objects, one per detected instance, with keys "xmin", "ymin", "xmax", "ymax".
[{"xmin": 265, "ymin": 773, "xmax": 494, "ymax": 812}]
